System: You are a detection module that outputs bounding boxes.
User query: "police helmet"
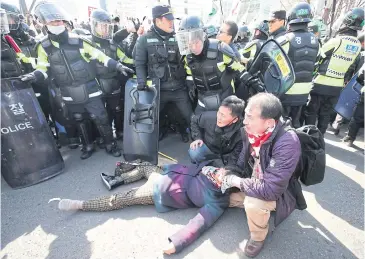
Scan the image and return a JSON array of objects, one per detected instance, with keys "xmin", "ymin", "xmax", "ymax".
[
  {"xmin": 237, "ymin": 25, "xmax": 251, "ymax": 42},
  {"xmin": 287, "ymin": 2, "xmax": 313, "ymax": 25},
  {"xmin": 90, "ymin": 9, "xmax": 113, "ymax": 40},
  {"xmin": 340, "ymin": 8, "xmax": 364, "ymax": 31},
  {"xmin": 1, "ymin": 2, "xmax": 21, "ymax": 31}
]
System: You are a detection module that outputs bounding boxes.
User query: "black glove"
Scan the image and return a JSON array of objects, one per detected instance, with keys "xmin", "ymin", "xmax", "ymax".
[
  {"xmin": 20, "ymin": 73, "xmax": 37, "ymax": 83},
  {"xmin": 240, "ymin": 71, "xmax": 265, "ymax": 93},
  {"xmin": 116, "ymin": 63, "xmax": 134, "ymax": 76},
  {"xmin": 137, "ymin": 83, "xmax": 147, "ymax": 91}
]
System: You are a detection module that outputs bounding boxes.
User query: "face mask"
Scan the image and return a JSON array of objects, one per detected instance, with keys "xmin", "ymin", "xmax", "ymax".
[{"xmin": 47, "ymin": 25, "xmax": 65, "ymax": 35}]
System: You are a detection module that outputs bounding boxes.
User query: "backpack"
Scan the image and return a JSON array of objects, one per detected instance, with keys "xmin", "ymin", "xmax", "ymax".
[{"xmin": 271, "ymin": 125, "xmax": 326, "ymax": 186}]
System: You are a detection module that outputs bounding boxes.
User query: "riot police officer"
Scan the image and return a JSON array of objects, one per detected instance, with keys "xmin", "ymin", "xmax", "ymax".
[
  {"xmin": 235, "ymin": 25, "xmax": 251, "ymax": 50},
  {"xmin": 305, "ymin": 7, "xmax": 364, "ymax": 135},
  {"xmin": 176, "ymin": 16, "xmax": 246, "ymax": 114},
  {"xmin": 133, "ymin": 4, "xmax": 192, "ymax": 141},
  {"xmin": 277, "ymin": 2, "xmax": 320, "ymax": 128},
  {"xmin": 240, "ymin": 21, "xmax": 269, "ymax": 61},
  {"xmin": 90, "ymin": 9, "xmax": 132, "ymax": 140},
  {"xmin": 1, "ymin": 2, "xmax": 56, "ymax": 124},
  {"xmin": 1, "ymin": 8, "xmax": 25, "ymax": 79},
  {"xmin": 21, "ymin": 1, "xmax": 133, "ymax": 159}
]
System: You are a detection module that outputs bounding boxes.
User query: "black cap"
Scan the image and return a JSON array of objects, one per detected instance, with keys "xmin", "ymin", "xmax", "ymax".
[
  {"xmin": 152, "ymin": 4, "xmax": 174, "ymax": 20},
  {"xmin": 264, "ymin": 10, "xmax": 286, "ymax": 22}
]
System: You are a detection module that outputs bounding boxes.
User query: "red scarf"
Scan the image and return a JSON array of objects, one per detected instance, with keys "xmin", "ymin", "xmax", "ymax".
[{"xmin": 247, "ymin": 128, "xmax": 274, "ymax": 156}]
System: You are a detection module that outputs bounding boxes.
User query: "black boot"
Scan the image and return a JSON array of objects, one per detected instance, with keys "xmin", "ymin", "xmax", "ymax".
[
  {"xmin": 114, "ymin": 159, "xmax": 142, "ymax": 176},
  {"xmin": 100, "ymin": 173, "xmax": 125, "ymax": 190},
  {"xmin": 179, "ymin": 126, "xmax": 189, "ymax": 143},
  {"xmin": 80, "ymin": 144, "xmax": 94, "ymax": 160},
  {"xmin": 106, "ymin": 141, "xmax": 121, "ymax": 157},
  {"xmin": 96, "ymin": 137, "xmax": 106, "ymax": 149},
  {"xmin": 96, "ymin": 124, "xmax": 121, "ymax": 157},
  {"xmin": 78, "ymin": 122, "xmax": 95, "ymax": 160},
  {"xmin": 114, "ymin": 109, "xmax": 124, "ymax": 140},
  {"xmin": 68, "ymin": 137, "xmax": 80, "ymax": 149}
]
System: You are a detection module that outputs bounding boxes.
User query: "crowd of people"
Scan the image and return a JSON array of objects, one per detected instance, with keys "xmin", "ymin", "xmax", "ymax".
[{"xmin": 1, "ymin": 0, "xmax": 364, "ymax": 257}]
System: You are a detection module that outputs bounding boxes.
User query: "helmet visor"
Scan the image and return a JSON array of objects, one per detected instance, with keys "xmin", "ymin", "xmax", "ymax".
[
  {"xmin": 6, "ymin": 12, "xmax": 20, "ymax": 30},
  {"xmin": 35, "ymin": 2, "xmax": 69, "ymax": 24},
  {"xmin": 176, "ymin": 28, "xmax": 205, "ymax": 55},
  {"xmin": 0, "ymin": 10, "xmax": 10, "ymax": 34},
  {"xmin": 91, "ymin": 19, "xmax": 113, "ymax": 39}
]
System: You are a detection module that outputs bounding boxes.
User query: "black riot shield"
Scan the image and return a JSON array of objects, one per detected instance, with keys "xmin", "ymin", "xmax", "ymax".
[
  {"xmin": 123, "ymin": 78, "xmax": 160, "ymax": 165},
  {"xmin": 334, "ymin": 73, "xmax": 362, "ymax": 120},
  {"xmin": 248, "ymin": 39, "xmax": 295, "ymax": 97},
  {"xmin": 1, "ymin": 78, "xmax": 65, "ymax": 189}
]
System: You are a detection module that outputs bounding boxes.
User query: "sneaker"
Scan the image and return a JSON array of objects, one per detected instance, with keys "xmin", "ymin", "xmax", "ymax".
[{"xmin": 100, "ymin": 173, "xmax": 125, "ymax": 190}]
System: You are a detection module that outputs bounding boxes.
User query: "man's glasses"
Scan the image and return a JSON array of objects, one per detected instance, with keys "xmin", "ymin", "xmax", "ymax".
[{"xmin": 218, "ymin": 30, "xmax": 229, "ymax": 35}]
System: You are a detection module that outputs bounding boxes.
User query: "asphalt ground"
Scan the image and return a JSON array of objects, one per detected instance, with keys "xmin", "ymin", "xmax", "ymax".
[{"xmin": 1, "ymin": 126, "xmax": 364, "ymax": 259}]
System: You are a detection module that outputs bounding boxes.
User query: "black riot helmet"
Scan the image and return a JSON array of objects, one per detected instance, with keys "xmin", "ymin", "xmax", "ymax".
[
  {"xmin": 90, "ymin": 9, "xmax": 113, "ymax": 40},
  {"xmin": 34, "ymin": 1, "xmax": 69, "ymax": 24},
  {"xmin": 1, "ymin": 2, "xmax": 21, "ymax": 31},
  {"xmin": 340, "ymin": 8, "xmax": 364, "ymax": 31},
  {"xmin": 176, "ymin": 16, "xmax": 205, "ymax": 55},
  {"xmin": 252, "ymin": 21, "xmax": 269, "ymax": 40},
  {"xmin": 236, "ymin": 25, "xmax": 251, "ymax": 42},
  {"xmin": 287, "ymin": 2, "xmax": 313, "ymax": 25}
]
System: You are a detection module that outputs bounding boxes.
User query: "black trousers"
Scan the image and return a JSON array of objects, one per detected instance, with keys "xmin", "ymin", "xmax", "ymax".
[
  {"xmin": 348, "ymin": 101, "xmax": 364, "ymax": 140},
  {"xmin": 103, "ymin": 94, "xmax": 123, "ymax": 133},
  {"xmin": 160, "ymin": 89, "xmax": 193, "ymax": 126},
  {"xmin": 305, "ymin": 93, "xmax": 338, "ymax": 135},
  {"xmin": 68, "ymin": 97, "xmax": 114, "ymax": 145},
  {"xmin": 283, "ymin": 105, "xmax": 303, "ymax": 129}
]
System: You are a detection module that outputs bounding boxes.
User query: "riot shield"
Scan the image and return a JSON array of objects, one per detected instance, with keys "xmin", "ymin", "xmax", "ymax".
[
  {"xmin": 123, "ymin": 78, "xmax": 160, "ymax": 165},
  {"xmin": 334, "ymin": 73, "xmax": 362, "ymax": 120},
  {"xmin": 1, "ymin": 78, "xmax": 65, "ymax": 189},
  {"xmin": 248, "ymin": 39, "xmax": 295, "ymax": 97}
]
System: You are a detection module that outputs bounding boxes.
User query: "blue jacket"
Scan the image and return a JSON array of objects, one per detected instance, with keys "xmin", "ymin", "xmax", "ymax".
[{"xmin": 153, "ymin": 161, "xmax": 229, "ymax": 253}]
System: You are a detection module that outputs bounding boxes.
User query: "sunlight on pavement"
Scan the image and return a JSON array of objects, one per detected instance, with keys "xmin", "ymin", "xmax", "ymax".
[{"xmin": 0, "ymin": 226, "xmax": 57, "ymax": 259}]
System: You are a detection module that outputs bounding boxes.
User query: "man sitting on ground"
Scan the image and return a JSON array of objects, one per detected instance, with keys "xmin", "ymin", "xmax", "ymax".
[
  {"xmin": 189, "ymin": 95, "xmax": 244, "ymax": 166},
  {"xmin": 221, "ymin": 93, "xmax": 303, "ymax": 258}
]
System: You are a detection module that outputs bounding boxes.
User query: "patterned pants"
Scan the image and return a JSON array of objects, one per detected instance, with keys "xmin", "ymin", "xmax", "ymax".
[{"xmin": 82, "ymin": 163, "xmax": 163, "ymax": 211}]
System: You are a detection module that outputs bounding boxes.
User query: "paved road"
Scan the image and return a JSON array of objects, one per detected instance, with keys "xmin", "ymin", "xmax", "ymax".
[{"xmin": 1, "ymin": 128, "xmax": 364, "ymax": 259}]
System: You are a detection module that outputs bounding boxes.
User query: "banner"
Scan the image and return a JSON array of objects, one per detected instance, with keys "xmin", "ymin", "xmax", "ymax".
[{"xmin": 88, "ymin": 6, "xmax": 98, "ymax": 18}]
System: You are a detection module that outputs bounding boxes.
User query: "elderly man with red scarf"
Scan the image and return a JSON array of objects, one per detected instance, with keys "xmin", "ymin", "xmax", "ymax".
[{"xmin": 221, "ymin": 92, "xmax": 304, "ymax": 258}]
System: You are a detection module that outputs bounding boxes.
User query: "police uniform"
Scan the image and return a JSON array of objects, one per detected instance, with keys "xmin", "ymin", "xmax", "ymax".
[
  {"xmin": 306, "ymin": 34, "xmax": 362, "ymax": 134},
  {"xmin": 279, "ymin": 27, "xmax": 320, "ymax": 128},
  {"xmin": 184, "ymin": 39, "xmax": 245, "ymax": 114},
  {"xmin": 240, "ymin": 39, "xmax": 266, "ymax": 61},
  {"xmin": 134, "ymin": 22, "xmax": 192, "ymax": 126},
  {"xmin": 30, "ymin": 28, "xmax": 125, "ymax": 157}
]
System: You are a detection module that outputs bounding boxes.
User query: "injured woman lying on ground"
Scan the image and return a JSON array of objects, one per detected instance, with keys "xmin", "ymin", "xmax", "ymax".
[{"xmin": 50, "ymin": 159, "xmax": 244, "ymax": 255}]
